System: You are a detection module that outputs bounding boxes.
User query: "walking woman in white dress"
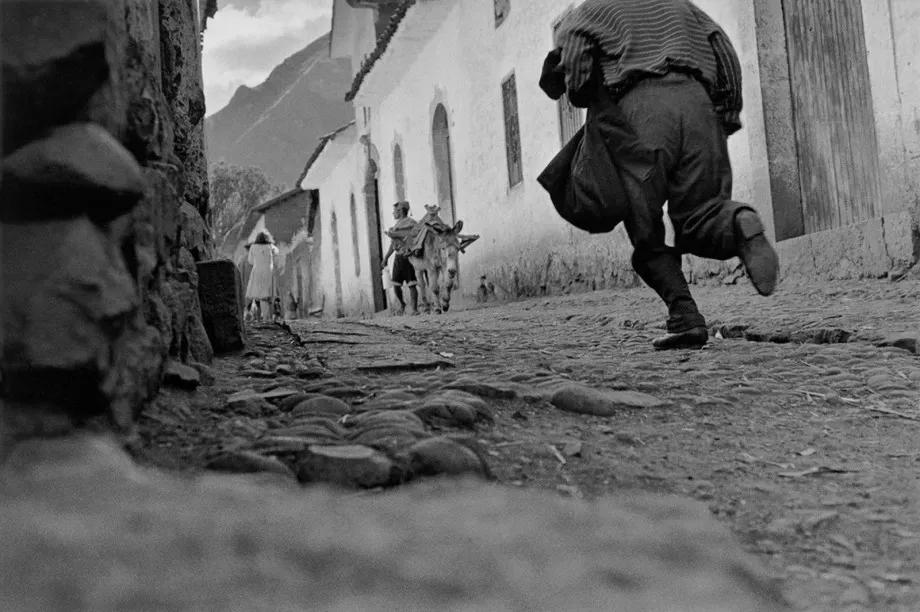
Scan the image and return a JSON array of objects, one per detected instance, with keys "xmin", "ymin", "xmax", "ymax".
[{"xmin": 245, "ymin": 231, "xmax": 279, "ymax": 322}]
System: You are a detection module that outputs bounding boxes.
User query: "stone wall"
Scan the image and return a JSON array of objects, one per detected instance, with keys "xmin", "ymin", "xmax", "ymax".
[{"xmin": 1, "ymin": 0, "xmax": 213, "ymax": 441}]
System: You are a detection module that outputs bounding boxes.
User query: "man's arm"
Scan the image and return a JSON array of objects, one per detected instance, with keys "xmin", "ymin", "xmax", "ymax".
[
  {"xmin": 539, "ymin": 48, "xmax": 566, "ymax": 100},
  {"xmin": 710, "ymin": 31, "xmax": 743, "ymax": 135},
  {"xmin": 558, "ymin": 21, "xmax": 597, "ymax": 108},
  {"xmin": 381, "ymin": 242, "xmax": 395, "ymax": 268},
  {"xmin": 689, "ymin": 3, "xmax": 743, "ymax": 135}
]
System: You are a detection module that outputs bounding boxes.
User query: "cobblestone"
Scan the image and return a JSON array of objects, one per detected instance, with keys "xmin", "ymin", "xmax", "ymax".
[
  {"xmin": 1, "ymin": 436, "xmax": 787, "ymax": 612},
  {"xmin": 355, "ymin": 279, "xmax": 920, "ymax": 611},
  {"xmin": 112, "ymin": 279, "xmax": 920, "ymax": 610}
]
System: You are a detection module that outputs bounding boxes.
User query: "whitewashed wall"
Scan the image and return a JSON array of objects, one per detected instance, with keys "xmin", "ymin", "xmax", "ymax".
[
  {"xmin": 309, "ymin": 142, "xmax": 376, "ymax": 317},
  {"xmin": 358, "ymin": 0, "xmax": 770, "ymax": 303},
  {"xmin": 328, "ymin": 0, "xmax": 920, "ymax": 310},
  {"xmin": 877, "ymin": 0, "xmax": 920, "ymax": 208}
]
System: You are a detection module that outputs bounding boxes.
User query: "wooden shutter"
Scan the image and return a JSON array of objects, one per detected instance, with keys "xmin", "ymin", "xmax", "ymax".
[
  {"xmin": 558, "ymin": 95, "xmax": 584, "ymax": 146},
  {"xmin": 502, "ymin": 73, "xmax": 523, "ymax": 187}
]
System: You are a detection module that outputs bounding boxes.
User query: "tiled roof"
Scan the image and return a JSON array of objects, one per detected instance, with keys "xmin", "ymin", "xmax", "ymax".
[
  {"xmin": 261, "ymin": 190, "xmax": 313, "ymax": 245},
  {"xmin": 255, "ymin": 188, "xmax": 303, "ymax": 214},
  {"xmin": 344, "ymin": 0, "xmax": 416, "ymax": 102},
  {"xmin": 296, "ymin": 120, "xmax": 357, "ymax": 186}
]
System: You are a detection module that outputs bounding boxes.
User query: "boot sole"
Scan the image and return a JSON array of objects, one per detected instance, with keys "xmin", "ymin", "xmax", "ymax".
[
  {"xmin": 652, "ymin": 328, "xmax": 709, "ymax": 350},
  {"xmin": 653, "ymin": 341, "xmax": 707, "ymax": 351},
  {"xmin": 735, "ymin": 211, "xmax": 779, "ymax": 297},
  {"xmin": 739, "ymin": 234, "xmax": 779, "ymax": 296}
]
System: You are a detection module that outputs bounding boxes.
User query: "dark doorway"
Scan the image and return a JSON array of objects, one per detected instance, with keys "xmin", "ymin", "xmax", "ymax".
[
  {"xmin": 306, "ymin": 190, "xmax": 323, "ymax": 314},
  {"xmin": 364, "ymin": 159, "xmax": 387, "ymax": 312}
]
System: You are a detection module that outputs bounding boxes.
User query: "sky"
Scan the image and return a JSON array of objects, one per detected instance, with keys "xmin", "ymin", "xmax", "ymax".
[{"xmin": 202, "ymin": 0, "xmax": 332, "ymax": 114}]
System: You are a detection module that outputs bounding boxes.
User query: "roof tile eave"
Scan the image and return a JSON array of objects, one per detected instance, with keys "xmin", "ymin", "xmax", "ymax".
[
  {"xmin": 295, "ymin": 120, "xmax": 357, "ymax": 187},
  {"xmin": 344, "ymin": 0, "xmax": 417, "ymax": 102}
]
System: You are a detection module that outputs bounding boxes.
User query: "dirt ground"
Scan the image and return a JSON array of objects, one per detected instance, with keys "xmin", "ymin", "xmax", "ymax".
[{"xmin": 135, "ymin": 278, "xmax": 920, "ymax": 611}]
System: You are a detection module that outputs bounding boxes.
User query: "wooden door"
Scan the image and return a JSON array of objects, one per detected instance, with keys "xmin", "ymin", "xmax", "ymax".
[
  {"xmin": 364, "ymin": 163, "xmax": 387, "ymax": 312},
  {"xmin": 783, "ymin": 0, "xmax": 882, "ymax": 233}
]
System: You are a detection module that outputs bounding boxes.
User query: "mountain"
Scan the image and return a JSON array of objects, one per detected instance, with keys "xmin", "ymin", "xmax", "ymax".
[{"xmin": 205, "ymin": 33, "xmax": 354, "ymax": 189}]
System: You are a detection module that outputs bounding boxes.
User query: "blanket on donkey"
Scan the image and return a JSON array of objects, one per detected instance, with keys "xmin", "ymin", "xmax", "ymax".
[{"xmin": 386, "ymin": 212, "xmax": 450, "ymax": 257}]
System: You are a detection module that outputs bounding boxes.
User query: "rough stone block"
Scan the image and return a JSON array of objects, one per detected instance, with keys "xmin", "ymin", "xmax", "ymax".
[
  {"xmin": 348, "ymin": 426, "xmax": 422, "ymax": 454},
  {"xmin": 881, "ymin": 210, "xmax": 917, "ymax": 270},
  {"xmin": 162, "ymin": 272, "xmax": 214, "ymax": 364},
  {"xmin": 289, "ymin": 396, "xmax": 351, "ymax": 418},
  {"xmin": 197, "ymin": 259, "xmax": 246, "ymax": 353},
  {"xmin": 1, "ymin": 123, "xmax": 146, "ymax": 223},
  {"xmin": 163, "ymin": 361, "xmax": 200, "ymax": 390},
  {"xmin": 103, "ymin": 321, "xmax": 166, "ymax": 430},
  {"xmin": 206, "ymin": 451, "xmax": 295, "ymax": 478},
  {"xmin": 136, "ymin": 165, "xmax": 181, "ymax": 264},
  {"xmin": 777, "ymin": 218, "xmax": 898, "ymax": 281},
  {"xmin": 775, "ymin": 233, "xmax": 818, "ymax": 281},
  {"xmin": 551, "ymin": 385, "xmax": 669, "ymax": 416},
  {"xmin": 178, "ymin": 202, "xmax": 208, "ymax": 259},
  {"xmin": 343, "ymin": 409, "xmax": 425, "ymax": 432},
  {"xmin": 0, "ymin": 217, "xmax": 137, "ymax": 412},
  {"xmin": 295, "ymin": 444, "xmax": 395, "ymax": 488},
  {"xmin": 1, "ymin": 0, "xmax": 110, "ymax": 152},
  {"xmin": 402, "ymin": 436, "xmax": 490, "ymax": 478},
  {"xmin": 876, "ymin": 333, "xmax": 919, "ymax": 354}
]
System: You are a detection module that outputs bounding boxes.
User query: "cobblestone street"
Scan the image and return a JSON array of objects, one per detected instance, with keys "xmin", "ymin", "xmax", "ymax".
[
  {"xmin": 125, "ymin": 278, "xmax": 920, "ymax": 610},
  {"xmin": 368, "ymin": 280, "xmax": 920, "ymax": 610}
]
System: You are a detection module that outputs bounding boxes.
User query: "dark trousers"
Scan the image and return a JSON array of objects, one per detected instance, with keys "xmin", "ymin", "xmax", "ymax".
[{"xmin": 598, "ymin": 73, "xmax": 751, "ymax": 332}]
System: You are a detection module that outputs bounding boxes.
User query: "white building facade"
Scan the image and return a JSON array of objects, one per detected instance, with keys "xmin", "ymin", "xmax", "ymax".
[{"xmin": 302, "ymin": 0, "xmax": 920, "ymax": 318}]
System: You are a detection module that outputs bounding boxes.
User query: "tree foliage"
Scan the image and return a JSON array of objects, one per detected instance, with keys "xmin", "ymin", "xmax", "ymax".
[{"xmin": 208, "ymin": 163, "xmax": 279, "ymax": 249}]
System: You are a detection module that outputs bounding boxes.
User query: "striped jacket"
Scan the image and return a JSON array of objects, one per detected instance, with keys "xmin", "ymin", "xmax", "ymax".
[{"xmin": 549, "ymin": 0, "xmax": 743, "ymax": 134}]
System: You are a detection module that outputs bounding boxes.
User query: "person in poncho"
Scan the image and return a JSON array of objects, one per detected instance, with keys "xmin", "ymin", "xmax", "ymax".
[{"xmin": 381, "ymin": 201, "xmax": 419, "ymax": 315}]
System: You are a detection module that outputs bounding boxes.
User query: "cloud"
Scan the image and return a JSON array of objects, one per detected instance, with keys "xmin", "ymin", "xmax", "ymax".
[{"xmin": 203, "ymin": 0, "xmax": 332, "ymax": 113}]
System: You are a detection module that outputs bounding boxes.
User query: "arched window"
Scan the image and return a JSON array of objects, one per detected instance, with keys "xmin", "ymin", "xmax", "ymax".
[
  {"xmin": 349, "ymin": 193, "xmax": 361, "ymax": 277},
  {"xmin": 393, "ymin": 143, "xmax": 406, "ymax": 202}
]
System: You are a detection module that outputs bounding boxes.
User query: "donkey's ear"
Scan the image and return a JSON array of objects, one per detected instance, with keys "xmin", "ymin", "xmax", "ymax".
[{"xmin": 452, "ymin": 220, "xmax": 464, "ymax": 233}]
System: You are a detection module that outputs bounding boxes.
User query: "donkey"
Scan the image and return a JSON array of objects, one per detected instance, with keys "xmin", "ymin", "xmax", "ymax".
[{"xmin": 407, "ymin": 205, "xmax": 477, "ymax": 314}]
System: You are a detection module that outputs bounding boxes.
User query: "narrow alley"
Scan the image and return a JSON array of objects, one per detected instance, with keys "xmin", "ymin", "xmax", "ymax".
[{"xmin": 4, "ymin": 1, "xmax": 920, "ymax": 610}]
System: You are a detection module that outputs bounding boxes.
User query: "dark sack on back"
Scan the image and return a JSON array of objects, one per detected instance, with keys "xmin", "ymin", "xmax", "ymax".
[{"xmin": 537, "ymin": 110, "xmax": 628, "ymax": 234}]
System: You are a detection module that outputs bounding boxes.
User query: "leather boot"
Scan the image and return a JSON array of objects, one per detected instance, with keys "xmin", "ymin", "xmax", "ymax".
[{"xmin": 652, "ymin": 326, "xmax": 709, "ymax": 350}]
